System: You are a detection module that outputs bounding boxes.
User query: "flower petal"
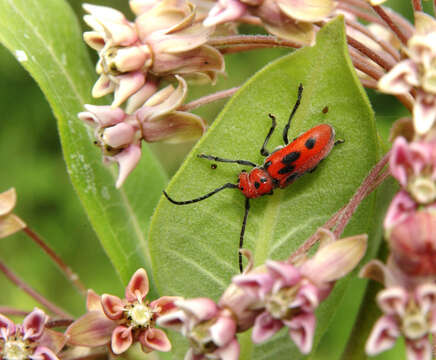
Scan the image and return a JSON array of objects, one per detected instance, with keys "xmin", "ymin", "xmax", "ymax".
[
  {"xmin": 264, "ymin": 18, "xmax": 315, "ymax": 46},
  {"xmin": 23, "ymin": 308, "xmax": 47, "ymax": 340},
  {"xmin": 405, "ymin": 337, "xmax": 432, "ymax": 360},
  {"xmin": 384, "ymin": 190, "xmax": 417, "ymax": 229},
  {"xmin": 86, "ymin": 289, "xmax": 103, "ymax": 312},
  {"xmin": 378, "ymin": 60, "xmax": 419, "ymax": 94},
  {"xmin": 125, "ymin": 268, "xmax": 149, "ymax": 302},
  {"xmin": 30, "ymin": 346, "xmax": 59, "ymax": 360},
  {"xmin": 265, "ymin": 260, "xmax": 301, "ymax": 287},
  {"xmin": 359, "ymin": 260, "xmax": 391, "ymax": 286},
  {"xmin": 377, "ymin": 287, "xmax": 408, "ymax": 316},
  {"xmin": 80, "ymin": 105, "xmax": 126, "ymax": 128},
  {"xmin": 110, "ymin": 144, "xmax": 142, "ymax": 188},
  {"xmin": 252, "ymin": 311, "xmax": 283, "ymax": 343},
  {"xmin": 142, "ymin": 111, "xmax": 206, "ymax": 143},
  {"xmin": 203, "ymin": 0, "xmax": 247, "ymax": 27},
  {"xmin": 92, "ymin": 74, "xmax": 116, "ymax": 98},
  {"xmin": 82, "ymin": 4, "xmax": 126, "ymax": 24},
  {"xmin": 111, "ymin": 326, "xmax": 133, "ymax": 355},
  {"xmin": 300, "ymin": 234, "xmax": 367, "ymax": 283},
  {"xmin": 39, "ymin": 329, "xmax": 67, "ymax": 354},
  {"xmin": 209, "ymin": 311, "xmax": 236, "ymax": 346},
  {"xmin": 414, "ymin": 91, "xmax": 436, "ymax": 135},
  {"xmin": 101, "ymin": 294, "xmax": 124, "ymax": 320},
  {"xmin": 112, "ymin": 71, "xmax": 146, "ymax": 108},
  {"xmin": 415, "ymin": 283, "xmax": 436, "ymax": 314},
  {"xmin": 285, "ymin": 312, "xmax": 316, "ymax": 354},
  {"xmin": 125, "ymin": 81, "xmax": 158, "ymax": 114},
  {"xmin": 176, "ymin": 298, "xmax": 219, "ymax": 322},
  {"xmin": 232, "ymin": 269, "xmax": 274, "ymax": 299},
  {"xmin": 102, "ymin": 123, "xmax": 136, "ymax": 149},
  {"xmin": 276, "ymin": 0, "xmax": 335, "ymax": 22},
  {"xmin": 0, "ymin": 314, "xmax": 15, "ymax": 340},
  {"xmin": 65, "ymin": 311, "xmax": 115, "ymax": 347},
  {"xmin": 139, "ymin": 328, "xmax": 171, "ymax": 352},
  {"xmin": 365, "ymin": 316, "xmax": 400, "ymax": 355},
  {"xmin": 213, "ymin": 338, "xmax": 240, "ymax": 360},
  {"xmin": 156, "ymin": 309, "xmax": 188, "ymax": 333},
  {"xmin": 83, "ymin": 31, "xmax": 106, "ymax": 51},
  {"xmin": 0, "ymin": 214, "xmax": 26, "ymax": 239},
  {"xmin": 150, "ymin": 296, "xmax": 182, "ymax": 316},
  {"xmin": 0, "ymin": 188, "xmax": 17, "ymax": 216}
]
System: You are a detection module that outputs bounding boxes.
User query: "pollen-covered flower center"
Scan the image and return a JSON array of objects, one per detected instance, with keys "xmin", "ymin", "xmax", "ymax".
[
  {"xmin": 401, "ymin": 306, "xmax": 428, "ymax": 339},
  {"xmin": 266, "ymin": 287, "xmax": 298, "ymax": 319},
  {"xmin": 2, "ymin": 339, "xmax": 31, "ymax": 360},
  {"xmin": 127, "ymin": 303, "xmax": 154, "ymax": 328},
  {"xmin": 408, "ymin": 175, "xmax": 436, "ymax": 204}
]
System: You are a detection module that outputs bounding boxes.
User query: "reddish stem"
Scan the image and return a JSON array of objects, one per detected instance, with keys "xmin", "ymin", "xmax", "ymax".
[
  {"xmin": 23, "ymin": 227, "xmax": 86, "ymax": 296},
  {"xmin": 0, "ymin": 260, "xmax": 72, "ymax": 319},
  {"xmin": 0, "ymin": 307, "xmax": 28, "ymax": 317},
  {"xmin": 347, "ymin": 35, "xmax": 394, "ymax": 72},
  {"xmin": 371, "ymin": 5, "xmax": 409, "ymax": 45},
  {"xmin": 180, "ymin": 87, "xmax": 240, "ymax": 111},
  {"xmin": 209, "ymin": 35, "xmax": 301, "ymax": 49},
  {"xmin": 46, "ymin": 319, "xmax": 74, "ymax": 328},
  {"xmin": 333, "ymin": 152, "xmax": 391, "ymax": 237},
  {"xmin": 412, "ymin": 0, "xmax": 423, "ymax": 12}
]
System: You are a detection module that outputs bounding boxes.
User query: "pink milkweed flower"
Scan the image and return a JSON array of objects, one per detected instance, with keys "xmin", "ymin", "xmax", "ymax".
[
  {"xmin": 0, "ymin": 188, "xmax": 26, "ymax": 239},
  {"xmin": 0, "ymin": 308, "xmax": 67, "ymax": 360},
  {"xmin": 66, "ymin": 268, "xmax": 177, "ymax": 355},
  {"xmin": 379, "ymin": 12, "xmax": 436, "ymax": 135},
  {"xmin": 390, "ymin": 137, "xmax": 436, "ymax": 205},
  {"xmin": 365, "ymin": 283, "xmax": 436, "ymax": 360},
  {"xmin": 231, "ymin": 230, "xmax": 367, "ymax": 354},
  {"xmin": 79, "ymin": 76, "xmax": 206, "ymax": 187},
  {"xmin": 83, "ymin": 0, "xmax": 224, "ymax": 107},
  {"xmin": 157, "ymin": 298, "xmax": 240, "ymax": 360},
  {"xmin": 204, "ymin": 0, "xmax": 336, "ymax": 45}
]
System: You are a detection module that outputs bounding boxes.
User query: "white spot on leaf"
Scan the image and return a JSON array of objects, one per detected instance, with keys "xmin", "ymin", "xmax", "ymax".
[{"xmin": 15, "ymin": 50, "xmax": 28, "ymax": 62}]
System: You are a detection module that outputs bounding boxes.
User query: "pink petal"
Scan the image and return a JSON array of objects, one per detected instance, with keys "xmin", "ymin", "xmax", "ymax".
[
  {"xmin": 213, "ymin": 338, "xmax": 240, "ymax": 360},
  {"xmin": 156, "ymin": 309, "xmax": 187, "ymax": 333},
  {"xmin": 414, "ymin": 91, "xmax": 436, "ymax": 135},
  {"xmin": 38, "ymin": 329, "xmax": 67, "ymax": 354},
  {"xmin": 125, "ymin": 268, "xmax": 149, "ymax": 302},
  {"xmin": 0, "ymin": 314, "xmax": 15, "ymax": 340},
  {"xmin": 92, "ymin": 74, "xmax": 115, "ymax": 98},
  {"xmin": 82, "ymin": 4, "xmax": 126, "ymax": 24},
  {"xmin": 390, "ymin": 136, "xmax": 413, "ymax": 186},
  {"xmin": 405, "ymin": 337, "xmax": 432, "ymax": 360},
  {"xmin": 110, "ymin": 143, "xmax": 142, "ymax": 188},
  {"xmin": 378, "ymin": 60, "xmax": 419, "ymax": 94},
  {"xmin": 384, "ymin": 191, "xmax": 417, "ymax": 229},
  {"xmin": 111, "ymin": 326, "xmax": 133, "ymax": 355},
  {"xmin": 83, "ymin": 31, "xmax": 106, "ymax": 51},
  {"xmin": 125, "ymin": 80, "xmax": 158, "ymax": 114},
  {"xmin": 377, "ymin": 287, "xmax": 409, "ymax": 316},
  {"xmin": 203, "ymin": 0, "xmax": 247, "ymax": 27},
  {"xmin": 176, "ymin": 298, "xmax": 219, "ymax": 322},
  {"xmin": 366, "ymin": 315, "xmax": 400, "ymax": 355},
  {"xmin": 292, "ymin": 282, "xmax": 323, "ymax": 311},
  {"xmin": 65, "ymin": 311, "xmax": 115, "ymax": 347},
  {"xmin": 252, "ymin": 311, "xmax": 283, "ymax": 343},
  {"xmin": 86, "ymin": 289, "xmax": 103, "ymax": 312},
  {"xmin": 101, "ymin": 294, "xmax": 124, "ymax": 320},
  {"xmin": 284, "ymin": 312, "xmax": 316, "ymax": 354},
  {"xmin": 23, "ymin": 308, "xmax": 47, "ymax": 340},
  {"xmin": 80, "ymin": 105, "xmax": 126, "ymax": 127},
  {"xmin": 150, "ymin": 296, "xmax": 182, "ymax": 316},
  {"xmin": 30, "ymin": 346, "xmax": 59, "ymax": 360},
  {"xmin": 415, "ymin": 283, "xmax": 436, "ymax": 314},
  {"xmin": 266, "ymin": 260, "xmax": 301, "ymax": 288},
  {"xmin": 112, "ymin": 71, "xmax": 146, "ymax": 108},
  {"xmin": 232, "ymin": 272, "xmax": 275, "ymax": 299},
  {"xmin": 102, "ymin": 123, "xmax": 135, "ymax": 149},
  {"xmin": 209, "ymin": 311, "xmax": 236, "ymax": 347},
  {"xmin": 139, "ymin": 328, "xmax": 171, "ymax": 352}
]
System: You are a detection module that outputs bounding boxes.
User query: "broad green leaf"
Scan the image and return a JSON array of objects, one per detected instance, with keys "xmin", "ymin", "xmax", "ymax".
[
  {"xmin": 150, "ymin": 17, "xmax": 383, "ymax": 358},
  {"xmin": 0, "ymin": 0, "xmax": 167, "ymax": 289}
]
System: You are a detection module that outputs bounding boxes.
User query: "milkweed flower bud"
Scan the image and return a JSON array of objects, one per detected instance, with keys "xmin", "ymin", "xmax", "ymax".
[{"xmin": 0, "ymin": 188, "xmax": 26, "ymax": 239}]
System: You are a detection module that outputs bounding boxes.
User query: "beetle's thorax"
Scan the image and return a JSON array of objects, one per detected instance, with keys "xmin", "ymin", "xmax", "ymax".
[{"xmin": 237, "ymin": 167, "xmax": 275, "ymax": 198}]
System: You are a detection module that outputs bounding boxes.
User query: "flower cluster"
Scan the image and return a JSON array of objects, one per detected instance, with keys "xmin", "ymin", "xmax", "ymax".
[
  {"xmin": 0, "ymin": 308, "xmax": 66, "ymax": 360},
  {"xmin": 79, "ymin": 76, "xmax": 205, "ymax": 187},
  {"xmin": 378, "ymin": 12, "xmax": 436, "ymax": 135},
  {"xmin": 204, "ymin": 0, "xmax": 336, "ymax": 45},
  {"xmin": 158, "ymin": 231, "xmax": 367, "ymax": 358},
  {"xmin": 66, "ymin": 268, "xmax": 176, "ymax": 355}
]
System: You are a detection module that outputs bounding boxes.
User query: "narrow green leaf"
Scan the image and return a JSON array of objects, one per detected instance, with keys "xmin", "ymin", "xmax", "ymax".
[
  {"xmin": 0, "ymin": 0, "xmax": 167, "ymax": 289},
  {"xmin": 150, "ymin": 17, "xmax": 384, "ymax": 358}
]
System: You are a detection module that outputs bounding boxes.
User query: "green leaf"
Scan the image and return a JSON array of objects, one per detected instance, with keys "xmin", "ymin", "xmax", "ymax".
[
  {"xmin": 0, "ymin": 0, "xmax": 167, "ymax": 289},
  {"xmin": 150, "ymin": 17, "xmax": 384, "ymax": 358}
]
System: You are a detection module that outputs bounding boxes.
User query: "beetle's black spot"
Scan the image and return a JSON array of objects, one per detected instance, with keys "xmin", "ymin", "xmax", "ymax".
[
  {"xmin": 260, "ymin": 177, "xmax": 267, "ymax": 183},
  {"xmin": 240, "ymin": 186, "xmax": 244, "ymax": 191},
  {"xmin": 278, "ymin": 164, "xmax": 295, "ymax": 175},
  {"xmin": 254, "ymin": 181, "xmax": 260, "ymax": 189},
  {"xmin": 282, "ymin": 151, "xmax": 300, "ymax": 164},
  {"xmin": 286, "ymin": 172, "xmax": 299, "ymax": 184},
  {"xmin": 305, "ymin": 138, "xmax": 316, "ymax": 150},
  {"xmin": 264, "ymin": 160, "xmax": 272, "ymax": 169}
]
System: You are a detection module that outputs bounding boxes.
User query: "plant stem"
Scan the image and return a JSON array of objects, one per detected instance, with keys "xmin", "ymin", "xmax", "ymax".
[
  {"xmin": 209, "ymin": 35, "xmax": 301, "ymax": 49},
  {"xmin": 180, "ymin": 87, "xmax": 240, "ymax": 111},
  {"xmin": 347, "ymin": 35, "xmax": 394, "ymax": 72},
  {"xmin": 0, "ymin": 307, "xmax": 28, "ymax": 317},
  {"xmin": 371, "ymin": 5, "xmax": 409, "ymax": 45},
  {"xmin": 333, "ymin": 152, "xmax": 391, "ymax": 237},
  {"xmin": 23, "ymin": 227, "xmax": 87, "ymax": 296},
  {"xmin": 46, "ymin": 319, "xmax": 74, "ymax": 328},
  {"xmin": 0, "ymin": 260, "xmax": 72, "ymax": 319},
  {"xmin": 412, "ymin": 0, "xmax": 422, "ymax": 12}
]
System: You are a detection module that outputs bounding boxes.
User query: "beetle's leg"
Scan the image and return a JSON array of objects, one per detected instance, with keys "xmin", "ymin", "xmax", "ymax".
[
  {"xmin": 260, "ymin": 113, "xmax": 277, "ymax": 157},
  {"xmin": 239, "ymin": 197, "xmax": 250, "ymax": 273},
  {"xmin": 198, "ymin": 154, "xmax": 257, "ymax": 167},
  {"xmin": 283, "ymin": 83, "xmax": 303, "ymax": 145}
]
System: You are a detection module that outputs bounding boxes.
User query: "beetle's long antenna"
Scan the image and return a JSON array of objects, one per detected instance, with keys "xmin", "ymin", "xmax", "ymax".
[
  {"xmin": 163, "ymin": 183, "xmax": 238, "ymax": 205},
  {"xmin": 239, "ymin": 197, "xmax": 250, "ymax": 273}
]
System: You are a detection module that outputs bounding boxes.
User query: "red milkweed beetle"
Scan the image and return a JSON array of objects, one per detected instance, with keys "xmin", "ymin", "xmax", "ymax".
[{"xmin": 164, "ymin": 84, "xmax": 343, "ymax": 272}]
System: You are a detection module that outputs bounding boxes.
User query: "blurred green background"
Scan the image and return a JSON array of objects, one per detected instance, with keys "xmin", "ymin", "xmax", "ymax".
[{"xmin": 0, "ymin": 0, "xmax": 424, "ymax": 357}]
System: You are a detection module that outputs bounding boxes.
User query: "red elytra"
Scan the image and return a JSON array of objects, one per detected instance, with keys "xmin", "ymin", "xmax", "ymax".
[{"xmin": 164, "ymin": 84, "xmax": 341, "ymax": 272}]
